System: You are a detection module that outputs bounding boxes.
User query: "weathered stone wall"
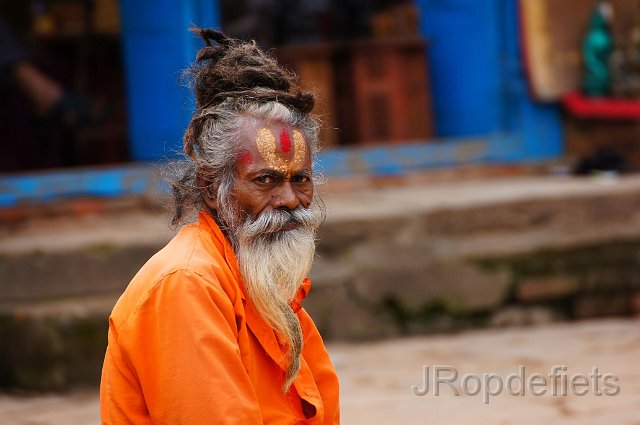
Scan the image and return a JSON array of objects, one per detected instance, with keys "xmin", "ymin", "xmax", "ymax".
[
  {"xmin": 305, "ymin": 183, "xmax": 640, "ymax": 339},
  {"xmin": 3, "ymin": 177, "xmax": 640, "ymax": 389}
]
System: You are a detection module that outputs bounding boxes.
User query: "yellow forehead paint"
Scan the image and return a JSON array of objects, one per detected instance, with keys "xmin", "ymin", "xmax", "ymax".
[{"xmin": 255, "ymin": 127, "xmax": 307, "ymax": 174}]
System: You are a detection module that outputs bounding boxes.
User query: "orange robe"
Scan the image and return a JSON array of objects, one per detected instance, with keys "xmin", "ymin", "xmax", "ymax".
[{"xmin": 100, "ymin": 211, "xmax": 340, "ymax": 424}]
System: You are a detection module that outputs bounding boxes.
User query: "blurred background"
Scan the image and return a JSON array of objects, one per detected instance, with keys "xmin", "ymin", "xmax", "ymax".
[{"xmin": 1, "ymin": 0, "xmax": 640, "ymax": 423}]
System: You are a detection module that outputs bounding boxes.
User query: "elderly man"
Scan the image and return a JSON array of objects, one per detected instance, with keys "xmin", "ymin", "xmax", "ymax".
[{"xmin": 100, "ymin": 29, "xmax": 339, "ymax": 424}]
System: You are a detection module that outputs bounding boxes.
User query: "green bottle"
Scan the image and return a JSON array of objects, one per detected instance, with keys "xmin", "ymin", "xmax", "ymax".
[{"xmin": 582, "ymin": 0, "xmax": 614, "ymax": 96}]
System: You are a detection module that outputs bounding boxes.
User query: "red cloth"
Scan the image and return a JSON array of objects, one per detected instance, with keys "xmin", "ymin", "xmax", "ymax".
[{"xmin": 564, "ymin": 91, "xmax": 640, "ymax": 120}]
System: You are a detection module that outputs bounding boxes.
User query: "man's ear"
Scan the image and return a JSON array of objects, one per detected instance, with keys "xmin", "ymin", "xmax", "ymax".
[{"xmin": 196, "ymin": 172, "xmax": 218, "ymax": 211}]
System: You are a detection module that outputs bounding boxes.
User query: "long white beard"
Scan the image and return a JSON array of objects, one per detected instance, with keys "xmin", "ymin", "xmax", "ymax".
[{"xmin": 219, "ymin": 195, "xmax": 324, "ymax": 391}]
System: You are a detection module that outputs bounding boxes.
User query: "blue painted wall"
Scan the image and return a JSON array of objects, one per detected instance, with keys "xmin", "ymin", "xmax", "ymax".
[
  {"xmin": 416, "ymin": 0, "xmax": 563, "ymax": 160},
  {"xmin": 416, "ymin": 0, "xmax": 503, "ymax": 137},
  {"xmin": 120, "ymin": 0, "xmax": 220, "ymax": 161}
]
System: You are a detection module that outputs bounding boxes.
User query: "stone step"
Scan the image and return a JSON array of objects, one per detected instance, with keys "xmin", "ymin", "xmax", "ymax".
[
  {"xmin": 3, "ymin": 175, "xmax": 640, "ymax": 389},
  {"xmin": 0, "ymin": 294, "xmax": 118, "ymax": 390}
]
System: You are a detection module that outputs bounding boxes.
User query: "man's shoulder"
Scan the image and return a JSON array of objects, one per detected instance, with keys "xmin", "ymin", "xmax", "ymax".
[
  {"xmin": 138, "ymin": 223, "xmax": 218, "ymax": 281},
  {"xmin": 110, "ymin": 222, "xmax": 240, "ymax": 327}
]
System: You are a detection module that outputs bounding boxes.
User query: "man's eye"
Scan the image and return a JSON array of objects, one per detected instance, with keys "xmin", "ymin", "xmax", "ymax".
[
  {"xmin": 255, "ymin": 175, "xmax": 275, "ymax": 184},
  {"xmin": 292, "ymin": 175, "xmax": 310, "ymax": 183}
]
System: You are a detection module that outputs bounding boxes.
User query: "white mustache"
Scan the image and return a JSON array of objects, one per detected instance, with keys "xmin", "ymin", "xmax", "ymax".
[{"xmin": 241, "ymin": 206, "xmax": 322, "ymax": 238}]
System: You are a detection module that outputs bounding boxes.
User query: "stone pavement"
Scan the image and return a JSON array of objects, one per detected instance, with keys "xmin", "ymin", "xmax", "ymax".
[
  {"xmin": 334, "ymin": 318, "xmax": 640, "ymax": 425},
  {"xmin": 0, "ymin": 318, "xmax": 638, "ymax": 424}
]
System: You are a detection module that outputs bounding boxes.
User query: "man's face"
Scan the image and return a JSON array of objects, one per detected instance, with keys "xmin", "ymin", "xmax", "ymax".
[
  {"xmin": 199, "ymin": 119, "xmax": 321, "ymax": 389},
  {"xmin": 230, "ymin": 120, "xmax": 314, "ymax": 230}
]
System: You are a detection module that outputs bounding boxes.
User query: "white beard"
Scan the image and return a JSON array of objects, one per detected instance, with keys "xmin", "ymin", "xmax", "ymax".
[{"xmin": 219, "ymin": 194, "xmax": 324, "ymax": 391}]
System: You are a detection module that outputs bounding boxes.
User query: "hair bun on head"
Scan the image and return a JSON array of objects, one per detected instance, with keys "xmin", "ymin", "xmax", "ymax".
[{"xmin": 188, "ymin": 27, "xmax": 315, "ymax": 115}]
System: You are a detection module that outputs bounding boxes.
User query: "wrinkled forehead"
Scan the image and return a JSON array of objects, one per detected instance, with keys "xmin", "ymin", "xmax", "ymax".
[{"xmin": 238, "ymin": 120, "xmax": 309, "ymax": 173}]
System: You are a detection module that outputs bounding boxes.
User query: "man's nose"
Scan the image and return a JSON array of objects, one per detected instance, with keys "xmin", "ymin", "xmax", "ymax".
[{"xmin": 272, "ymin": 182, "xmax": 300, "ymax": 210}]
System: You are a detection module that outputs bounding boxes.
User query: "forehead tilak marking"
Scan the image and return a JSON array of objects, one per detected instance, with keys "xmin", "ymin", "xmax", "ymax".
[{"xmin": 255, "ymin": 127, "xmax": 307, "ymax": 173}]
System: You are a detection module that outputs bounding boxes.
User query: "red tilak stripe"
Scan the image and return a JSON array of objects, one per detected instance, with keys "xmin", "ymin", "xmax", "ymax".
[
  {"xmin": 239, "ymin": 151, "xmax": 253, "ymax": 165},
  {"xmin": 279, "ymin": 128, "xmax": 292, "ymax": 153}
]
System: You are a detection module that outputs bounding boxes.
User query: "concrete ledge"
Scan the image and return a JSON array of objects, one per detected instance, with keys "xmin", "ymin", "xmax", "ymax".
[{"xmin": 0, "ymin": 137, "xmax": 530, "ymax": 208}]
